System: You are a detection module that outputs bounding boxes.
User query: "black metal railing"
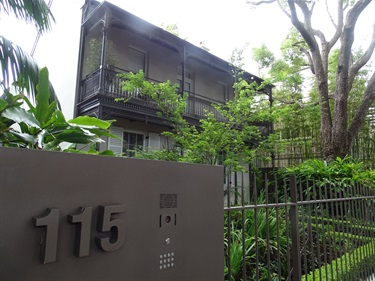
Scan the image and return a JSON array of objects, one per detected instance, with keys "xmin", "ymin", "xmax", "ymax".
[
  {"xmin": 224, "ymin": 171, "xmax": 375, "ymax": 280},
  {"xmin": 80, "ymin": 67, "xmax": 225, "ymax": 121},
  {"xmin": 81, "ymin": 70, "xmax": 100, "ymax": 100}
]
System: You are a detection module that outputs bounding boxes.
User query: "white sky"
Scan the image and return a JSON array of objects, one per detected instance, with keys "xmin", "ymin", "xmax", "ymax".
[{"xmin": 0, "ymin": 0, "xmax": 373, "ymax": 119}]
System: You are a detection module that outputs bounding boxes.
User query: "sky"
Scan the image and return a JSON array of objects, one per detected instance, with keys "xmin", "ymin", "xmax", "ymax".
[{"xmin": 0, "ymin": 0, "xmax": 374, "ymax": 119}]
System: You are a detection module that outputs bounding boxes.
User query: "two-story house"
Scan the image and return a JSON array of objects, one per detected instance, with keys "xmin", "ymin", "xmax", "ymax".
[{"xmin": 74, "ymin": 0, "xmax": 272, "ymax": 156}]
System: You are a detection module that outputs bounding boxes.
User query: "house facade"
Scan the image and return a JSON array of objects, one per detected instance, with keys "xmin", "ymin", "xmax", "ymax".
[{"xmin": 74, "ymin": 0, "xmax": 272, "ymax": 156}]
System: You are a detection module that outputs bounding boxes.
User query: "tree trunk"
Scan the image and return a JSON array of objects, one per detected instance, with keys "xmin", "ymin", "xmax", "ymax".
[
  {"xmin": 249, "ymin": 0, "xmax": 375, "ymax": 162},
  {"xmin": 287, "ymin": 0, "xmax": 375, "ymax": 162}
]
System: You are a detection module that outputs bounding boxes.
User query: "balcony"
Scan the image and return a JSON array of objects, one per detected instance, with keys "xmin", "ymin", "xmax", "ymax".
[{"xmin": 79, "ymin": 67, "xmax": 226, "ymax": 123}]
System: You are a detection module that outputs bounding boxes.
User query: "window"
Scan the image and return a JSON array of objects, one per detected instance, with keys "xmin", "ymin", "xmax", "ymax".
[
  {"xmin": 217, "ymin": 83, "xmax": 227, "ymax": 101},
  {"xmin": 128, "ymin": 47, "xmax": 146, "ymax": 73},
  {"xmin": 177, "ymin": 68, "xmax": 194, "ymax": 93},
  {"xmin": 178, "ymin": 80, "xmax": 191, "ymax": 93},
  {"xmin": 123, "ymin": 131, "xmax": 144, "ymax": 157},
  {"xmin": 109, "ymin": 128, "xmax": 161, "ymax": 156}
]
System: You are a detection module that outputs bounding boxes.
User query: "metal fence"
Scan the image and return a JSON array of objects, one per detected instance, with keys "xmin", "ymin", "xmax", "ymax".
[{"xmin": 224, "ymin": 171, "xmax": 375, "ymax": 280}]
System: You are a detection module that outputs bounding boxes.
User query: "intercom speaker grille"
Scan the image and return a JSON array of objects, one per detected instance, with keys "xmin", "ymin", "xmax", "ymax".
[{"xmin": 160, "ymin": 193, "xmax": 177, "ymax": 209}]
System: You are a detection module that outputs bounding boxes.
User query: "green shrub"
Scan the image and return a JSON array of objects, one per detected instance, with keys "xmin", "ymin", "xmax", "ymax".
[
  {"xmin": 224, "ymin": 201, "xmax": 289, "ymax": 281},
  {"xmin": 282, "ymin": 157, "xmax": 375, "ymax": 188},
  {"xmin": 0, "ymin": 67, "xmax": 116, "ymax": 152},
  {"xmin": 303, "ymin": 241, "xmax": 375, "ymax": 280}
]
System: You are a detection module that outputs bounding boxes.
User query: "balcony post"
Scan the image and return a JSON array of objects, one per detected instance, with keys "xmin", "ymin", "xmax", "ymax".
[
  {"xmin": 74, "ymin": 24, "xmax": 87, "ymax": 116},
  {"xmin": 98, "ymin": 10, "xmax": 109, "ymax": 92},
  {"xmin": 181, "ymin": 47, "xmax": 186, "ymax": 94}
]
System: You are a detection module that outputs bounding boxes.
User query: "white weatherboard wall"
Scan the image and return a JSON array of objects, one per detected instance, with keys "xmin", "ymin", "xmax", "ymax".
[
  {"xmin": 108, "ymin": 127, "xmax": 124, "ymax": 155},
  {"xmin": 148, "ymin": 132, "xmax": 161, "ymax": 151}
]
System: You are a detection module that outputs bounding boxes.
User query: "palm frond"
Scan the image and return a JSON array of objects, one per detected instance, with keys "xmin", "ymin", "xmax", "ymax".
[
  {"xmin": 0, "ymin": 36, "xmax": 59, "ymax": 107},
  {"xmin": 0, "ymin": 0, "xmax": 54, "ymax": 34},
  {"xmin": 1, "ymin": 35, "xmax": 38, "ymax": 93}
]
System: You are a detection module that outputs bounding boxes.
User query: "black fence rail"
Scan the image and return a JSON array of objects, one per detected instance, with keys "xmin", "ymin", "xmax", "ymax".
[{"xmin": 224, "ymin": 172, "xmax": 375, "ymax": 280}]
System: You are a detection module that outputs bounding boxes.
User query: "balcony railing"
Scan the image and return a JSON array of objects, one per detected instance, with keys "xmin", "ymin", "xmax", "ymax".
[{"xmin": 80, "ymin": 67, "xmax": 225, "ymax": 122}]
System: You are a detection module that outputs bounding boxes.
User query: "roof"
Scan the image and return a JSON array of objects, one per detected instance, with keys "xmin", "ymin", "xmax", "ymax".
[{"xmin": 82, "ymin": 0, "xmax": 269, "ymax": 89}]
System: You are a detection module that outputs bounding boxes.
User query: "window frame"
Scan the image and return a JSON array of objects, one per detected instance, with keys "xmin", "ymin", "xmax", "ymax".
[
  {"xmin": 177, "ymin": 67, "xmax": 194, "ymax": 94},
  {"xmin": 122, "ymin": 130, "xmax": 145, "ymax": 157},
  {"xmin": 128, "ymin": 46, "xmax": 148, "ymax": 75}
]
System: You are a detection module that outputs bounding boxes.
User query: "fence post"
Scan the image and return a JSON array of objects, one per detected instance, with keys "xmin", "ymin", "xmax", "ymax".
[{"xmin": 289, "ymin": 175, "xmax": 302, "ymax": 280}]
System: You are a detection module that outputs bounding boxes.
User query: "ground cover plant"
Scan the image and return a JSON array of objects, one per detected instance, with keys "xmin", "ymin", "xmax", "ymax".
[
  {"xmin": 224, "ymin": 164, "xmax": 375, "ymax": 280},
  {"xmin": 282, "ymin": 156, "xmax": 375, "ymax": 188},
  {"xmin": 223, "ymin": 179, "xmax": 291, "ymax": 281},
  {"xmin": 282, "ymin": 159, "xmax": 375, "ymax": 280},
  {"xmin": 303, "ymin": 242, "xmax": 375, "ymax": 281},
  {"xmin": 224, "ymin": 207, "xmax": 289, "ymax": 281}
]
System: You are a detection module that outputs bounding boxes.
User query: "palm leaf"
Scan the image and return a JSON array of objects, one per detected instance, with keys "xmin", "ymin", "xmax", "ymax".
[
  {"xmin": 0, "ymin": 0, "xmax": 54, "ymax": 34},
  {"xmin": 0, "ymin": 36, "xmax": 59, "ymax": 106},
  {"xmin": 1, "ymin": 36, "xmax": 38, "ymax": 92}
]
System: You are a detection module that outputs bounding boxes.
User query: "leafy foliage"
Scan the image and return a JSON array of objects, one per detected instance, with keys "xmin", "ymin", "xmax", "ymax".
[
  {"xmin": 117, "ymin": 71, "xmax": 272, "ymax": 171},
  {"xmin": 0, "ymin": 0, "xmax": 56, "ymax": 98},
  {"xmin": 248, "ymin": 0, "xmax": 375, "ymax": 161},
  {"xmin": 282, "ymin": 157, "xmax": 375, "ymax": 187},
  {"xmin": 160, "ymin": 23, "xmax": 180, "ymax": 37},
  {"xmin": 250, "ymin": 26, "xmax": 375, "ymax": 167},
  {"xmin": 224, "ymin": 196, "xmax": 289, "ymax": 281},
  {"xmin": 0, "ymin": 67, "xmax": 116, "ymax": 152},
  {"xmin": 303, "ymin": 242, "xmax": 375, "ymax": 281},
  {"xmin": 0, "ymin": 0, "xmax": 54, "ymax": 33},
  {"xmin": 83, "ymin": 38, "xmax": 116, "ymax": 76},
  {"xmin": 251, "ymin": 44, "xmax": 275, "ymax": 77}
]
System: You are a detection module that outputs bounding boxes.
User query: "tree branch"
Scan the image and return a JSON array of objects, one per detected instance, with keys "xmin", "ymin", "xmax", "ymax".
[
  {"xmin": 325, "ymin": 0, "xmax": 338, "ymax": 29},
  {"xmin": 343, "ymin": 1, "xmax": 349, "ymax": 11},
  {"xmin": 294, "ymin": 0, "xmax": 313, "ymax": 29},
  {"xmin": 293, "ymin": 42, "xmax": 315, "ymax": 74},
  {"xmin": 348, "ymin": 71, "xmax": 375, "ymax": 146},
  {"xmin": 348, "ymin": 22, "xmax": 375, "ymax": 90},
  {"xmin": 246, "ymin": 0, "xmax": 277, "ymax": 5},
  {"xmin": 327, "ymin": 0, "xmax": 344, "ymax": 52},
  {"xmin": 336, "ymin": 0, "xmax": 373, "ymax": 98},
  {"xmin": 277, "ymin": 0, "xmax": 292, "ymax": 19},
  {"xmin": 287, "ymin": 0, "xmax": 318, "ymax": 52},
  {"xmin": 272, "ymin": 95, "xmax": 307, "ymax": 107},
  {"xmin": 296, "ymin": 0, "xmax": 328, "ymax": 47},
  {"xmin": 273, "ymin": 94, "xmax": 334, "ymax": 108},
  {"xmin": 312, "ymin": 28, "xmax": 327, "ymax": 45}
]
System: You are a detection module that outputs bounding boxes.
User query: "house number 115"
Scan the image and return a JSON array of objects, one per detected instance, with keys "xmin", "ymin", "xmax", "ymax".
[{"xmin": 32, "ymin": 204, "xmax": 125, "ymax": 264}]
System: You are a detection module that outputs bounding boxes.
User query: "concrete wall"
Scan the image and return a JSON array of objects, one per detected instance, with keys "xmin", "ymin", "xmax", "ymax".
[{"xmin": 0, "ymin": 147, "xmax": 223, "ymax": 280}]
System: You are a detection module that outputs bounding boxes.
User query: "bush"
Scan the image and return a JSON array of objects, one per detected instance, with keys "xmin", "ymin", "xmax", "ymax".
[
  {"xmin": 281, "ymin": 157, "xmax": 375, "ymax": 188},
  {"xmin": 224, "ymin": 199, "xmax": 289, "ymax": 281},
  {"xmin": 303, "ymin": 242, "xmax": 375, "ymax": 280},
  {"xmin": 0, "ymin": 67, "xmax": 116, "ymax": 152}
]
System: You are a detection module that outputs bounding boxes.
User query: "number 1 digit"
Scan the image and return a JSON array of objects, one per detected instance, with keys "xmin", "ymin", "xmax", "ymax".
[
  {"xmin": 32, "ymin": 208, "xmax": 60, "ymax": 264},
  {"xmin": 68, "ymin": 207, "xmax": 92, "ymax": 257}
]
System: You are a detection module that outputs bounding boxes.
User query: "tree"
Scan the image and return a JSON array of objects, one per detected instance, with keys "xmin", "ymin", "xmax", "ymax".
[
  {"xmin": 160, "ymin": 23, "xmax": 180, "ymax": 37},
  {"xmin": 251, "ymin": 43, "xmax": 275, "ymax": 77},
  {"xmin": 0, "ymin": 0, "xmax": 55, "ymax": 99},
  {"xmin": 247, "ymin": 0, "xmax": 375, "ymax": 161},
  {"xmin": 117, "ymin": 71, "xmax": 271, "ymax": 171}
]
